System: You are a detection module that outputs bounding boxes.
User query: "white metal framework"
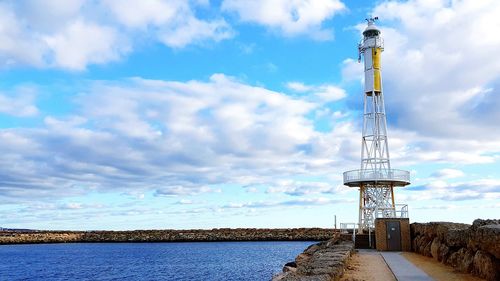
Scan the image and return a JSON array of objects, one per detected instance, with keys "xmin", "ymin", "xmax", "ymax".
[{"xmin": 343, "ymin": 18, "xmax": 410, "ymax": 232}]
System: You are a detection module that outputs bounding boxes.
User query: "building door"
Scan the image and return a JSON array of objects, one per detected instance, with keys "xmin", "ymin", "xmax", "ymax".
[{"xmin": 386, "ymin": 221, "xmax": 401, "ymax": 251}]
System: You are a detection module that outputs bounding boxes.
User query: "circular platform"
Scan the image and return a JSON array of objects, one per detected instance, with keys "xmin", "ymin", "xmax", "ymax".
[{"xmin": 343, "ymin": 169, "xmax": 410, "ymax": 187}]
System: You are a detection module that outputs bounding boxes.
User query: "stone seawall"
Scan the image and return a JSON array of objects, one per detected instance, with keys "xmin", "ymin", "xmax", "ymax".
[
  {"xmin": 0, "ymin": 228, "xmax": 335, "ymax": 244},
  {"xmin": 411, "ymin": 219, "xmax": 500, "ymax": 281},
  {"xmin": 272, "ymin": 234, "xmax": 353, "ymax": 281}
]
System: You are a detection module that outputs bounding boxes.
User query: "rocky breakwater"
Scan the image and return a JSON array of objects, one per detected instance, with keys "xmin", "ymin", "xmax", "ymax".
[
  {"xmin": 82, "ymin": 228, "xmax": 335, "ymax": 242},
  {"xmin": 411, "ymin": 219, "xmax": 500, "ymax": 281},
  {"xmin": 0, "ymin": 231, "xmax": 83, "ymax": 244},
  {"xmin": 273, "ymin": 235, "xmax": 354, "ymax": 281},
  {"xmin": 0, "ymin": 228, "xmax": 335, "ymax": 244}
]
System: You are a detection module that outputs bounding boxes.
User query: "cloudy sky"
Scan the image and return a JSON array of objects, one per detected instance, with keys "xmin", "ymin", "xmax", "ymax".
[{"xmin": 0, "ymin": 0, "xmax": 499, "ymax": 230}]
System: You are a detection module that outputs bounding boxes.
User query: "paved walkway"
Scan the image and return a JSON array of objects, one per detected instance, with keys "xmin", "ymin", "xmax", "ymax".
[{"xmin": 381, "ymin": 252, "xmax": 434, "ymax": 281}]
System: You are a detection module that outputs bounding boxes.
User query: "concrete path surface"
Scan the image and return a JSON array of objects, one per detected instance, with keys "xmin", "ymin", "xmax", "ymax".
[{"xmin": 381, "ymin": 252, "xmax": 434, "ymax": 281}]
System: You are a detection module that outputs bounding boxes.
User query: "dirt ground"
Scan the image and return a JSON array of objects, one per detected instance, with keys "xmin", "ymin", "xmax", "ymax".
[
  {"xmin": 340, "ymin": 251, "xmax": 485, "ymax": 281},
  {"xmin": 339, "ymin": 251, "xmax": 396, "ymax": 281},
  {"xmin": 401, "ymin": 252, "xmax": 484, "ymax": 281}
]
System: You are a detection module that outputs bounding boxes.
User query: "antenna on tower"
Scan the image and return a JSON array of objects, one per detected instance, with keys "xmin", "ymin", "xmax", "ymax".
[{"xmin": 366, "ymin": 17, "xmax": 379, "ymax": 24}]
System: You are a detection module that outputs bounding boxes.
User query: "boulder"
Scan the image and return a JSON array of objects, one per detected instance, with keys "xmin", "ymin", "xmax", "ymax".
[
  {"xmin": 429, "ymin": 238, "xmax": 452, "ymax": 262},
  {"xmin": 273, "ymin": 239, "xmax": 354, "ymax": 281},
  {"xmin": 472, "ymin": 250, "xmax": 500, "ymax": 281},
  {"xmin": 435, "ymin": 222, "xmax": 469, "ymax": 241},
  {"xmin": 283, "ymin": 266, "xmax": 297, "ymax": 273},
  {"xmin": 410, "ymin": 223, "xmax": 426, "ymax": 236},
  {"xmin": 415, "ymin": 235, "xmax": 428, "ymax": 254},
  {"xmin": 411, "ymin": 222, "xmax": 469, "ymax": 240},
  {"xmin": 459, "ymin": 249, "xmax": 475, "ymax": 273},
  {"xmin": 437, "ymin": 243, "xmax": 450, "ymax": 262},
  {"xmin": 412, "ymin": 220, "xmax": 500, "ymax": 280},
  {"xmin": 444, "ymin": 228, "xmax": 468, "ymax": 248},
  {"xmin": 446, "ymin": 248, "xmax": 465, "ymax": 268},
  {"xmin": 446, "ymin": 247, "xmax": 475, "ymax": 273},
  {"xmin": 471, "ymin": 219, "xmax": 500, "ymax": 231},
  {"xmin": 295, "ymin": 253, "xmax": 312, "ymax": 266},
  {"xmin": 469, "ymin": 224, "xmax": 500, "ymax": 259},
  {"xmin": 430, "ymin": 238, "xmax": 440, "ymax": 260},
  {"xmin": 412, "ymin": 235, "xmax": 418, "ymax": 252},
  {"xmin": 283, "ymin": 261, "xmax": 297, "ymax": 273},
  {"xmin": 422, "ymin": 239, "xmax": 433, "ymax": 257}
]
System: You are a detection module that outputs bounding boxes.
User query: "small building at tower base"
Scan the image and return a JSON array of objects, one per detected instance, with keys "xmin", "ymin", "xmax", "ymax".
[{"xmin": 374, "ymin": 218, "xmax": 411, "ymax": 251}]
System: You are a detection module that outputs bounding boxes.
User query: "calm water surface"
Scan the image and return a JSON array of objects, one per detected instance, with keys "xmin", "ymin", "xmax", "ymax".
[{"xmin": 0, "ymin": 241, "xmax": 313, "ymax": 281}]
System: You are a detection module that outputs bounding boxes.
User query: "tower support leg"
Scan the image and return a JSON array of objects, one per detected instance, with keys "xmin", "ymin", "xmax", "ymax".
[
  {"xmin": 358, "ymin": 183, "xmax": 396, "ymax": 232},
  {"xmin": 358, "ymin": 185, "xmax": 364, "ymax": 233}
]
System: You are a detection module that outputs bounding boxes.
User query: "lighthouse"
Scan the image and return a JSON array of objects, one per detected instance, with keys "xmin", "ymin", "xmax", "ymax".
[{"xmin": 343, "ymin": 18, "xmax": 410, "ymax": 232}]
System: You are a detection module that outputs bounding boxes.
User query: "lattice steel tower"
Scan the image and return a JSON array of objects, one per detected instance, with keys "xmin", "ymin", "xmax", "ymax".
[{"xmin": 343, "ymin": 18, "xmax": 410, "ymax": 232}]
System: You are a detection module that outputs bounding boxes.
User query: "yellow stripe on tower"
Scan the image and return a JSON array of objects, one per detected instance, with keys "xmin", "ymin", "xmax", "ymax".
[
  {"xmin": 372, "ymin": 48, "xmax": 382, "ymax": 92},
  {"xmin": 374, "ymin": 70, "xmax": 381, "ymax": 91}
]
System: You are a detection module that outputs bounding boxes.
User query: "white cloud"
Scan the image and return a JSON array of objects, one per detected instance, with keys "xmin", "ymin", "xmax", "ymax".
[
  {"xmin": 0, "ymin": 1, "xmax": 125, "ymax": 69},
  {"xmin": 222, "ymin": 0, "xmax": 346, "ymax": 39},
  {"xmin": 287, "ymin": 81, "xmax": 346, "ymax": 103},
  {"xmin": 315, "ymin": 86, "xmax": 346, "ymax": 102},
  {"xmin": 431, "ymin": 168, "xmax": 465, "ymax": 179},
  {"xmin": 0, "ymin": 74, "xmax": 359, "ymax": 201},
  {"xmin": 122, "ymin": 191, "xmax": 145, "ymax": 200},
  {"xmin": 286, "ymin": 82, "xmax": 312, "ymax": 92},
  {"xmin": 105, "ymin": 0, "xmax": 234, "ymax": 48},
  {"xmin": 177, "ymin": 199, "xmax": 193, "ymax": 205},
  {"xmin": 265, "ymin": 180, "xmax": 340, "ymax": 196},
  {"xmin": 368, "ymin": 0, "xmax": 500, "ymax": 138},
  {"xmin": 154, "ymin": 186, "xmax": 217, "ymax": 196},
  {"xmin": 386, "ymin": 127, "xmax": 499, "ymax": 166},
  {"xmin": 43, "ymin": 20, "xmax": 128, "ymax": 70},
  {"xmin": 18, "ymin": 0, "xmax": 85, "ymax": 32},
  {"xmin": 0, "ymin": 87, "xmax": 38, "ymax": 117},
  {"xmin": 0, "ymin": 0, "xmax": 234, "ymax": 70},
  {"xmin": 0, "ymin": 3, "xmax": 47, "ymax": 67},
  {"xmin": 246, "ymin": 187, "xmax": 259, "ymax": 193},
  {"xmin": 338, "ymin": 0, "xmax": 500, "ymax": 166},
  {"xmin": 413, "ymin": 204, "xmax": 459, "ymax": 210},
  {"xmin": 223, "ymin": 197, "xmax": 348, "ymax": 209},
  {"xmin": 159, "ymin": 18, "xmax": 233, "ymax": 48},
  {"xmin": 62, "ymin": 203, "xmax": 83, "ymax": 210},
  {"xmin": 341, "ymin": 58, "xmax": 363, "ymax": 83},
  {"xmin": 404, "ymin": 178, "xmax": 500, "ymax": 202},
  {"xmin": 103, "ymin": 0, "xmax": 177, "ymax": 28}
]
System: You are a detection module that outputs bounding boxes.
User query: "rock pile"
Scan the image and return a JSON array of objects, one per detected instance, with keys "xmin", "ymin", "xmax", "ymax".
[
  {"xmin": 0, "ymin": 228, "xmax": 335, "ymax": 244},
  {"xmin": 411, "ymin": 219, "xmax": 500, "ymax": 281},
  {"xmin": 273, "ymin": 235, "xmax": 354, "ymax": 281},
  {"xmin": 0, "ymin": 231, "xmax": 83, "ymax": 244}
]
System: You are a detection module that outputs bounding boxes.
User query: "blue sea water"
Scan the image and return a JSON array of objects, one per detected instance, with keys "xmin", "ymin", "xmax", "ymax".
[{"xmin": 0, "ymin": 241, "xmax": 313, "ymax": 281}]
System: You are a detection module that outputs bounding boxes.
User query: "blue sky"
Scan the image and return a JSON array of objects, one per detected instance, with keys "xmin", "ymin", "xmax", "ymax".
[{"xmin": 0, "ymin": 0, "xmax": 499, "ymax": 230}]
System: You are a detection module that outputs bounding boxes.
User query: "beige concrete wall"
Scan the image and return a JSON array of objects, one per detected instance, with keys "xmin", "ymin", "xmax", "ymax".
[{"xmin": 375, "ymin": 218, "xmax": 411, "ymax": 251}]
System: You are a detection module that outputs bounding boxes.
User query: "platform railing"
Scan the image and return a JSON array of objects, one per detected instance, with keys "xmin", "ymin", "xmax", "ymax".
[
  {"xmin": 339, "ymin": 223, "xmax": 357, "ymax": 243},
  {"xmin": 343, "ymin": 168, "xmax": 410, "ymax": 184},
  {"xmin": 363, "ymin": 204, "xmax": 408, "ymax": 219},
  {"xmin": 395, "ymin": 204, "xmax": 409, "ymax": 218}
]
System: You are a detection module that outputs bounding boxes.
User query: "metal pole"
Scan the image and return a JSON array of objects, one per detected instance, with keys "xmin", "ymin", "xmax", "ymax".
[{"xmin": 368, "ymin": 226, "xmax": 372, "ymax": 248}]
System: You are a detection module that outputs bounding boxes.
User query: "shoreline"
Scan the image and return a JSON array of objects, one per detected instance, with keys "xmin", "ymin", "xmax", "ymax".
[{"xmin": 0, "ymin": 240, "xmax": 321, "ymax": 245}]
